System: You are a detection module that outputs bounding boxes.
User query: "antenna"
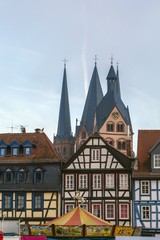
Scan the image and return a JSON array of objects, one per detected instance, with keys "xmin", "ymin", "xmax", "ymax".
[
  {"xmin": 15, "ymin": 125, "xmax": 28, "ymax": 133},
  {"xmin": 7, "ymin": 117, "xmax": 18, "ymax": 133}
]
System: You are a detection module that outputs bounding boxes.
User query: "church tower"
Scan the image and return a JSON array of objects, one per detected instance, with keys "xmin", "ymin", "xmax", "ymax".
[
  {"xmin": 96, "ymin": 58, "xmax": 133, "ymax": 156},
  {"xmin": 54, "ymin": 62, "xmax": 75, "ymax": 161},
  {"xmin": 76, "ymin": 60, "xmax": 103, "ymax": 149}
]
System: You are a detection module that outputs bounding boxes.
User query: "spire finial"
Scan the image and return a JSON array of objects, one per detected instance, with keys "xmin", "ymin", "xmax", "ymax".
[
  {"xmin": 110, "ymin": 54, "xmax": 114, "ymax": 65},
  {"xmin": 117, "ymin": 61, "xmax": 119, "ymax": 69},
  {"xmin": 62, "ymin": 58, "xmax": 68, "ymax": 68},
  {"xmin": 93, "ymin": 55, "xmax": 98, "ymax": 65}
]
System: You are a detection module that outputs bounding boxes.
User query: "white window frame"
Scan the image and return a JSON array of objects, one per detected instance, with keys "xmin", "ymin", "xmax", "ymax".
[
  {"xmin": 91, "ymin": 149, "xmax": 100, "ymax": 161},
  {"xmin": 154, "ymin": 154, "xmax": 160, "ymax": 168},
  {"xmin": 65, "ymin": 174, "xmax": 74, "ymax": 190},
  {"xmin": 119, "ymin": 203, "xmax": 129, "ymax": 219},
  {"xmin": 141, "ymin": 180, "xmax": 150, "ymax": 195},
  {"xmin": 106, "ymin": 174, "xmax": 115, "ymax": 189},
  {"xmin": 119, "ymin": 174, "xmax": 129, "ymax": 190},
  {"xmin": 105, "ymin": 203, "xmax": 115, "ymax": 220},
  {"xmin": 92, "ymin": 204, "xmax": 101, "ymax": 218},
  {"xmin": 65, "ymin": 204, "xmax": 74, "ymax": 213},
  {"xmin": 93, "ymin": 174, "xmax": 101, "ymax": 189},
  {"xmin": 141, "ymin": 206, "xmax": 150, "ymax": 220},
  {"xmin": 79, "ymin": 204, "xmax": 88, "ymax": 211},
  {"xmin": 78, "ymin": 174, "xmax": 88, "ymax": 189}
]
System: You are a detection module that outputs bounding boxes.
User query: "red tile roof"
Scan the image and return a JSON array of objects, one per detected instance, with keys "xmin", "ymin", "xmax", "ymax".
[
  {"xmin": 0, "ymin": 132, "xmax": 63, "ymax": 163},
  {"xmin": 134, "ymin": 130, "xmax": 160, "ymax": 177}
]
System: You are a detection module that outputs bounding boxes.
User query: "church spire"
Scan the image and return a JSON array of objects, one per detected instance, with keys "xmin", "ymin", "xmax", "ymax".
[
  {"xmin": 106, "ymin": 59, "xmax": 117, "ymax": 93},
  {"xmin": 116, "ymin": 62, "xmax": 121, "ymax": 98},
  {"xmin": 57, "ymin": 63, "xmax": 72, "ymax": 141}
]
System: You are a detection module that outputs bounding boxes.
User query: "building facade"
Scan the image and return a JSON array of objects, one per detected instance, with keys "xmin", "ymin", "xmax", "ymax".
[
  {"xmin": 133, "ymin": 130, "xmax": 160, "ymax": 236},
  {"xmin": 61, "ymin": 132, "xmax": 133, "ymax": 226},
  {"xmin": 0, "ymin": 129, "xmax": 62, "ymax": 224}
]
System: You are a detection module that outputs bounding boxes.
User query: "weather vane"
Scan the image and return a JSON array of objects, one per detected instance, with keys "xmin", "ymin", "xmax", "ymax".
[
  {"xmin": 110, "ymin": 54, "xmax": 114, "ymax": 65},
  {"xmin": 73, "ymin": 191, "xmax": 85, "ymax": 206},
  {"xmin": 62, "ymin": 58, "xmax": 68, "ymax": 67},
  {"xmin": 93, "ymin": 55, "xmax": 98, "ymax": 65}
]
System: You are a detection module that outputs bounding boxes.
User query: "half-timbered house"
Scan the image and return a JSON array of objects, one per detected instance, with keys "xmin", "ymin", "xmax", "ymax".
[
  {"xmin": 61, "ymin": 132, "xmax": 133, "ymax": 226},
  {"xmin": 133, "ymin": 130, "xmax": 160, "ymax": 236},
  {"xmin": 0, "ymin": 129, "xmax": 63, "ymax": 224}
]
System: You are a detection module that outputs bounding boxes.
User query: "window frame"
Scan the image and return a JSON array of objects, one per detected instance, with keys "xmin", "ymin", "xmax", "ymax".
[
  {"xmin": 78, "ymin": 174, "xmax": 88, "ymax": 189},
  {"xmin": 117, "ymin": 140, "xmax": 126, "ymax": 150},
  {"xmin": 119, "ymin": 203, "xmax": 130, "ymax": 220},
  {"xmin": 17, "ymin": 169, "xmax": 26, "ymax": 183},
  {"xmin": 32, "ymin": 193, "xmax": 43, "ymax": 211},
  {"xmin": 105, "ymin": 174, "xmax": 115, "ymax": 189},
  {"xmin": 64, "ymin": 203, "xmax": 75, "ymax": 213},
  {"xmin": 15, "ymin": 193, "xmax": 26, "ymax": 211},
  {"xmin": 154, "ymin": 154, "xmax": 160, "ymax": 169},
  {"xmin": 117, "ymin": 122, "xmax": 124, "ymax": 132},
  {"xmin": 92, "ymin": 174, "xmax": 102, "ymax": 190},
  {"xmin": 141, "ymin": 205, "xmax": 150, "ymax": 220},
  {"xmin": 91, "ymin": 203, "xmax": 102, "ymax": 218},
  {"xmin": 34, "ymin": 168, "xmax": 44, "ymax": 183},
  {"xmin": 79, "ymin": 203, "xmax": 88, "ymax": 211},
  {"xmin": 105, "ymin": 203, "xmax": 115, "ymax": 220},
  {"xmin": 91, "ymin": 149, "xmax": 101, "ymax": 162},
  {"xmin": 65, "ymin": 174, "xmax": 75, "ymax": 190},
  {"xmin": 141, "ymin": 180, "xmax": 150, "ymax": 195},
  {"xmin": 106, "ymin": 122, "xmax": 114, "ymax": 132},
  {"xmin": 119, "ymin": 174, "xmax": 129, "ymax": 190},
  {"xmin": 2, "ymin": 193, "xmax": 13, "ymax": 210},
  {"xmin": 4, "ymin": 168, "xmax": 13, "ymax": 183}
]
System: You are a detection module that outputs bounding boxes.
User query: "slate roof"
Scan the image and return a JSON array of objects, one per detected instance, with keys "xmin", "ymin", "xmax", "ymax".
[
  {"xmin": 134, "ymin": 130, "xmax": 160, "ymax": 178},
  {"xmin": 76, "ymin": 65, "xmax": 103, "ymax": 135},
  {"xmin": 56, "ymin": 66, "xmax": 72, "ymax": 142},
  {"xmin": 0, "ymin": 132, "xmax": 62, "ymax": 163},
  {"xmin": 63, "ymin": 132, "xmax": 133, "ymax": 170}
]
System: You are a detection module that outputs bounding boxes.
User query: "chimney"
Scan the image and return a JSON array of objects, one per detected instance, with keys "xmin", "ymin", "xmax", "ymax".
[
  {"xmin": 21, "ymin": 127, "xmax": 26, "ymax": 134},
  {"xmin": 35, "ymin": 128, "xmax": 41, "ymax": 133}
]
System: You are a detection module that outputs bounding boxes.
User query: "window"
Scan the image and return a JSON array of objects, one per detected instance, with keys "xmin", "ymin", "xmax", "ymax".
[
  {"xmin": 17, "ymin": 169, "xmax": 26, "ymax": 183},
  {"xmin": 107, "ymin": 122, "xmax": 114, "ymax": 132},
  {"xmin": 22, "ymin": 141, "xmax": 32, "ymax": 156},
  {"xmin": 10, "ymin": 141, "xmax": 20, "ymax": 156},
  {"xmin": 34, "ymin": 168, "xmax": 43, "ymax": 183},
  {"xmin": 106, "ymin": 174, "xmax": 115, "ymax": 189},
  {"xmin": 4, "ymin": 168, "xmax": 13, "ymax": 183},
  {"xmin": 63, "ymin": 147, "xmax": 66, "ymax": 155},
  {"xmin": 65, "ymin": 204, "xmax": 74, "ymax": 213},
  {"xmin": 92, "ymin": 204, "xmax": 101, "ymax": 218},
  {"xmin": 3, "ymin": 193, "xmax": 13, "ymax": 210},
  {"xmin": 33, "ymin": 193, "xmax": 43, "ymax": 210},
  {"xmin": 106, "ymin": 138, "xmax": 114, "ymax": 146},
  {"xmin": 91, "ymin": 149, "xmax": 100, "ymax": 161},
  {"xmin": 81, "ymin": 131, "xmax": 86, "ymax": 139},
  {"xmin": 79, "ymin": 204, "xmax": 88, "ymax": 211},
  {"xmin": 154, "ymin": 154, "xmax": 160, "ymax": 168},
  {"xmin": 117, "ymin": 140, "xmax": 126, "ymax": 150},
  {"xmin": 16, "ymin": 194, "xmax": 26, "ymax": 210},
  {"xmin": 119, "ymin": 174, "xmax": 128, "ymax": 190},
  {"xmin": 141, "ymin": 206, "xmax": 150, "ymax": 220},
  {"xmin": 141, "ymin": 181, "xmax": 149, "ymax": 195},
  {"xmin": 12, "ymin": 148, "xmax": 19, "ymax": 156},
  {"xmin": 78, "ymin": 174, "xmax": 88, "ymax": 189},
  {"xmin": 0, "ymin": 142, "xmax": 7, "ymax": 157},
  {"xmin": 65, "ymin": 174, "xmax": 74, "ymax": 190},
  {"xmin": 93, "ymin": 174, "xmax": 101, "ymax": 189},
  {"xmin": 119, "ymin": 203, "xmax": 129, "ymax": 219},
  {"xmin": 105, "ymin": 203, "xmax": 115, "ymax": 219},
  {"xmin": 117, "ymin": 123, "xmax": 124, "ymax": 132}
]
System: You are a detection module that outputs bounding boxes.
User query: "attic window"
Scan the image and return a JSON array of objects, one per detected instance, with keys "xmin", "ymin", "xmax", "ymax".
[
  {"xmin": 22, "ymin": 141, "xmax": 32, "ymax": 156},
  {"xmin": 10, "ymin": 141, "xmax": 20, "ymax": 156},
  {"xmin": 154, "ymin": 154, "xmax": 160, "ymax": 168},
  {"xmin": 0, "ymin": 141, "xmax": 7, "ymax": 157}
]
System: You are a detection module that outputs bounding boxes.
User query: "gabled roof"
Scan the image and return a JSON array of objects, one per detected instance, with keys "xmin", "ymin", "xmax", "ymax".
[
  {"xmin": 76, "ymin": 65, "xmax": 103, "ymax": 135},
  {"xmin": 56, "ymin": 66, "xmax": 72, "ymax": 142},
  {"xmin": 63, "ymin": 132, "xmax": 133, "ymax": 170},
  {"xmin": 0, "ymin": 132, "xmax": 62, "ymax": 163},
  {"xmin": 134, "ymin": 130, "xmax": 160, "ymax": 177}
]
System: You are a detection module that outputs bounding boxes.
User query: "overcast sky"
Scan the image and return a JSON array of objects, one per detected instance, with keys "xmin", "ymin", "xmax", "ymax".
[{"xmin": 0, "ymin": 0, "xmax": 160, "ymax": 154}]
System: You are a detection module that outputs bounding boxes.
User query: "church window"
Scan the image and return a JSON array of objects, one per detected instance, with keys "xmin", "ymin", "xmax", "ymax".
[
  {"xmin": 105, "ymin": 174, "xmax": 115, "ymax": 189},
  {"xmin": 92, "ymin": 174, "xmax": 101, "ymax": 189},
  {"xmin": 107, "ymin": 122, "xmax": 114, "ymax": 132},
  {"xmin": 4, "ymin": 168, "xmax": 13, "ymax": 183},
  {"xmin": 65, "ymin": 174, "xmax": 74, "ymax": 190},
  {"xmin": 117, "ymin": 122, "xmax": 124, "ymax": 132},
  {"xmin": 119, "ymin": 174, "xmax": 129, "ymax": 190},
  {"xmin": 119, "ymin": 203, "xmax": 129, "ymax": 219},
  {"xmin": 81, "ymin": 131, "xmax": 86, "ymax": 139},
  {"xmin": 105, "ymin": 203, "xmax": 115, "ymax": 219},
  {"xmin": 91, "ymin": 149, "xmax": 100, "ymax": 161},
  {"xmin": 117, "ymin": 140, "xmax": 126, "ymax": 150},
  {"xmin": 65, "ymin": 203, "xmax": 74, "ymax": 213},
  {"xmin": 154, "ymin": 154, "xmax": 160, "ymax": 168},
  {"xmin": 141, "ymin": 181, "xmax": 149, "ymax": 195},
  {"xmin": 3, "ymin": 193, "xmax": 13, "ymax": 210},
  {"xmin": 78, "ymin": 174, "xmax": 88, "ymax": 189},
  {"xmin": 141, "ymin": 206, "xmax": 150, "ymax": 220},
  {"xmin": 92, "ymin": 204, "xmax": 101, "ymax": 218}
]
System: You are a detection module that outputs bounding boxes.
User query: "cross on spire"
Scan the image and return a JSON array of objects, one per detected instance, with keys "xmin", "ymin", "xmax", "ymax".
[
  {"xmin": 110, "ymin": 54, "xmax": 114, "ymax": 65},
  {"xmin": 93, "ymin": 55, "xmax": 98, "ymax": 65},
  {"xmin": 62, "ymin": 58, "xmax": 68, "ymax": 67}
]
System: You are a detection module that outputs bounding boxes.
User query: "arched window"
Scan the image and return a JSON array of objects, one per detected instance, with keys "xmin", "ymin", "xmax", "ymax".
[
  {"xmin": 117, "ymin": 122, "xmax": 124, "ymax": 132},
  {"xmin": 117, "ymin": 139, "xmax": 126, "ymax": 150},
  {"xmin": 105, "ymin": 138, "xmax": 114, "ymax": 146},
  {"xmin": 106, "ymin": 122, "xmax": 114, "ymax": 132}
]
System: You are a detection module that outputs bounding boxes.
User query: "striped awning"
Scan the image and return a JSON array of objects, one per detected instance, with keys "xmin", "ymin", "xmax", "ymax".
[{"xmin": 45, "ymin": 206, "xmax": 113, "ymax": 226}]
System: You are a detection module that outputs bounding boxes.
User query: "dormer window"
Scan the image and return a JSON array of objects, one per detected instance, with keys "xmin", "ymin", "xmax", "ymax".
[
  {"xmin": 10, "ymin": 141, "xmax": 20, "ymax": 156},
  {"xmin": 154, "ymin": 154, "xmax": 160, "ymax": 168},
  {"xmin": 22, "ymin": 141, "xmax": 32, "ymax": 156},
  {"xmin": 0, "ymin": 141, "xmax": 7, "ymax": 157}
]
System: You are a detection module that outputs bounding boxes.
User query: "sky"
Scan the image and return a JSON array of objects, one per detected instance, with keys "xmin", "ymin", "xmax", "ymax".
[{"xmin": 0, "ymin": 0, "xmax": 160, "ymax": 154}]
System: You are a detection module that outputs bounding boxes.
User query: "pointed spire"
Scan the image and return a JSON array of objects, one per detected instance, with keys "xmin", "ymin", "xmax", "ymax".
[
  {"xmin": 57, "ymin": 64, "xmax": 72, "ymax": 141},
  {"xmin": 107, "ymin": 59, "xmax": 117, "ymax": 93},
  {"xmin": 116, "ymin": 62, "xmax": 121, "ymax": 98},
  {"xmin": 80, "ymin": 62, "xmax": 103, "ymax": 134}
]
